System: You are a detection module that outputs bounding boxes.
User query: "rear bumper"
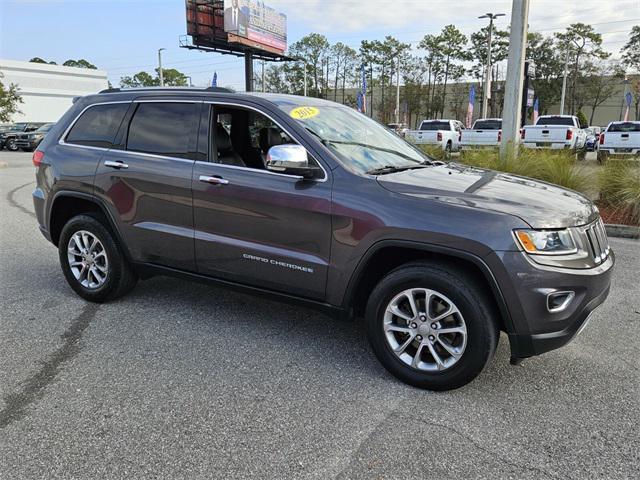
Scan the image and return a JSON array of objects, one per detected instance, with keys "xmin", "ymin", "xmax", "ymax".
[{"xmin": 522, "ymin": 142, "xmax": 573, "ymax": 150}]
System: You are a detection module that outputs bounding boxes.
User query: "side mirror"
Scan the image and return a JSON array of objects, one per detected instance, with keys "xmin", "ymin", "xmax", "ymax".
[{"xmin": 266, "ymin": 144, "xmax": 319, "ymax": 179}]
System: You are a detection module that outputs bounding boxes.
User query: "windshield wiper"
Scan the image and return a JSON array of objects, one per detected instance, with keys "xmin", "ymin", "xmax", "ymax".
[{"xmin": 366, "ymin": 164, "xmax": 426, "ymax": 175}]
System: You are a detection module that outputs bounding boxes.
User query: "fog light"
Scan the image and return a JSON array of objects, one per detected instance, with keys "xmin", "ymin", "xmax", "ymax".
[{"xmin": 547, "ymin": 291, "xmax": 575, "ymax": 313}]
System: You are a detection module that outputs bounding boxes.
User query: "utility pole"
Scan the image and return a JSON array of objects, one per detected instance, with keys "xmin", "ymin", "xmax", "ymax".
[
  {"xmin": 261, "ymin": 60, "xmax": 265, "ymax": 93},
  {"xmin": 479, "ymin": 13, "xmax": 505, "ymax": 119},
  {"xmin": 303, "ymin": 62, "xmax": 307, "ymax": 96},
  {"xmin": 500, "ymin": 0, "xmax": 530, "ymax": 160},
  {"xmin": 395, "ymin": 56, "xmax": 401, "ymax": 124},
  {"xmin": 158, "ymin": 48, "xmax": 166, "ymax": 87},
  {"xmin": 186, "ymin": 76, "xmax": 193, "ymax": 87},
  {"xmin": 559, "ymin": 48, "xmax": 569, "ymax": 115}
]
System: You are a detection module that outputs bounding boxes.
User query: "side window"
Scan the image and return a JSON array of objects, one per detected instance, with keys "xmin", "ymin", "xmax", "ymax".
[
  {"xmin": 209, "ymin": 105, "xmax": 295, "ymax": 170},
  {"xmin": 66, "ymin": 103, "xmax": 129, "ymax": 148},
  {"xmin": 126, "ymin": 102, "xmax": 198, "ymax": 159}
]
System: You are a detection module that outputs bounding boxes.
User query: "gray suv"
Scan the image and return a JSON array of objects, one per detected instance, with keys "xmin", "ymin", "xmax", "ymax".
[{"xmin": 32, "ymin": 88, "xmax": 614, "ymax": 390}]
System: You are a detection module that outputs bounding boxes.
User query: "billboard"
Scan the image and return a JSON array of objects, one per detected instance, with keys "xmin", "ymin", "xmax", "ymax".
[{"xmin": 223, "ymin": 0, "xmax": 287, "ymax": 53}]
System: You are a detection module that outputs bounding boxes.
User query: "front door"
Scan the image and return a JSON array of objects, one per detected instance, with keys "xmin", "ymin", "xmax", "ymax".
[{"xmin": 192, "ymin": 103, "xmax": 332, "ymax": 301}]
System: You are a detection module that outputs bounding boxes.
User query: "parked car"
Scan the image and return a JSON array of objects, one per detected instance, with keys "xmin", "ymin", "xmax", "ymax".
[
  {"xmin": 460, "ymin": 118, "xmax": 502, "ymax": 149},
  {"xmin": 521, "ymin": 115, "xmax": 588, "ymax": 160},
  {"xmin": 1, "ymin": 122, "xmax": 47, "ymax": 151},
  {"xmin": 32, "ymin": 88, "xmax": 614, "ymax": 390},
  {"xmin": 405, "ymin": 119, "xmax": 463, "ymax": 158},
  {"xmin": 597, "ymin": 121, "xmax": 640, "ymax": 163},
  {"xmin": 14, "ymin": 123, "xmax": 56, "ymax": 152}
]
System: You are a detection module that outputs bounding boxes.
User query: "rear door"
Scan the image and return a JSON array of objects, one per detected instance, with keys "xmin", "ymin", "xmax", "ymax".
[
  {"xmin": 191, "ymin": 102, "xmax": 332, "ymax": 301},
  {"xmin": 93, "ymin": 100, "xmax": 201, "ymax": 270}
]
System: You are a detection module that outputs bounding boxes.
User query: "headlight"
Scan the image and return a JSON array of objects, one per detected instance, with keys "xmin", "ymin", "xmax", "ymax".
[{"xmin": 514, "ymin": 229, "xmax": 577, "ymax": 255}]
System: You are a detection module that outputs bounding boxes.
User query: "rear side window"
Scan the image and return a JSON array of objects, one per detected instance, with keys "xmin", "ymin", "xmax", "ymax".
[
  {"xmin": 66, "ymin": 103, "xmax": 129, "ymax": 148},
  {"xmin": 536, "ymin": 116, "xmax": 574, "ymax": 126},
  {"xmin": 420, "ymin": 121, "xmax": 450, "ymax": 131},
  {"xmin": 126, "ymin": 102, "xmax": 198, "ymax": 159},
  {"xmin": 473, "ymin": 120, "xmax": 501, "ymax": 130}
]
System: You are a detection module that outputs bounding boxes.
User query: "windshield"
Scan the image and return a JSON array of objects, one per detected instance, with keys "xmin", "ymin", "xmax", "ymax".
[
  {"xmin": 36, "ymin": 123, "xmax": 54, "ymax": 133},
  {"xmin": 608, "ymin": 122, "xmax": 640, "ymax": 132},
  {"xmin": 10, "ymin": 123, "xmax": 27, "ymax": 131},
  {"xmin": 276, "ymin": 103, "xmax": 429, "ymax": 174},
  {"xmin": 536, "ymin": 116, "xmax": 574, "ymax": 126},
  {"xmin": 473, "ymin": 120, "xmax": 501, "ymax": 130}
]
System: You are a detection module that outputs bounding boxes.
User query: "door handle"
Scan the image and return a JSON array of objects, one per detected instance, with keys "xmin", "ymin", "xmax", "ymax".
[
  {"xmin": 104, "ymin": 160, "xmax": 129, "ymax": 169},
  {"xmin": 199, "ymin": 175, "xmax": 229, "ymax": 185}
]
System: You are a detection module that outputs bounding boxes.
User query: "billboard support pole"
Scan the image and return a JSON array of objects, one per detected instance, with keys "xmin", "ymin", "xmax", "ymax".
[{"xmin": 245, "ymin": 51, "xmax": 254, "ymax": 92}]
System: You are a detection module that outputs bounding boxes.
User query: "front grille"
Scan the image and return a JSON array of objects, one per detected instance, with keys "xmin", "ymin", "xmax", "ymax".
[{"xmin": 585, "ymin": 219, "xmax": 610, "ymax": 264}]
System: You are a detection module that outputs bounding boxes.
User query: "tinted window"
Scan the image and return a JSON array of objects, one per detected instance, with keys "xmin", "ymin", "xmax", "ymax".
[
  {"xmin": 66, "ymin": 103, "xmax": 129, "ymax": 148},
  {"xmin": 420, "ymin": 121, "xmax": 450, "ymax": 131},
  {"xmin": 608, "ymin": 122, "xmax": 640, "ymax": 132},
  {"xmin": 473, "ymin": 120, "xmax": 501, "ymax": 130},
  {"xmin": 127, "ymin": 103, "xmax": 198, "ymax": 159},
  {"xmin": 536, "ymin": 116, "xmax": 574, "ymax": 126}
]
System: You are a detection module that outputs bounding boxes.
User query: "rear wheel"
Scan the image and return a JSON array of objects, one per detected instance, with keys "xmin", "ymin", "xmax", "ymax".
[
  {"xmin": 577, "ymin": 149, "xmax": 587, "ymax": 161},
  {"xmin": 444, "ymin": 142, "xmax": 452, "ymax": 159},
  {"xmin": 597, "ymin": 151, "xmax": 608, "ymax": 164},
  {"xmin": 59, "ymin": 214, "xmax": 137, "ymax": 302},
  {"xmin": 365, "ymin": 262, "xmax": 499, "ymax": 390}
]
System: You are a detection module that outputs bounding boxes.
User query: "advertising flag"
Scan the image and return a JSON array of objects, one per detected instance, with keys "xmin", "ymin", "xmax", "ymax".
[
  {"xmin": 360, "ymin": 64, "xmax": 367, "ymax": 114},
  {"xmin": 212, "ymin": 71, "xmax": 218, "ymax": 87},
  {"xmin": 624, "ymin": 91, "xmax": 632, "ymax": 122},
  {"xmin": 532, "ymin": 98, "xmax": 539, "ymax": 125},
  {"xmin": 466, "ymin": 85, "xmax": 476, "ymax": 128}
]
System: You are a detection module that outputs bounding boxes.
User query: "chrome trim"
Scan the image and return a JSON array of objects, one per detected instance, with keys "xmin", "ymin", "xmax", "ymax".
[
  {"xmin": 195, "ymin": 160, "xmax": 304, "ymax": 180},
  {"xmin": 546, "ymin": 291, "xmax": 575, "ymax": 313},
  {"xmin": 203, "ymin": 100, "xmax": 328, "ymax": 183},
  {"xmin": 113, "ymin": 149, "xmax": 196, "ymax": 164},
  {"xmin": 512, "ymin": 229, "xmax": 579, "ymax": 256},
  {"xmin": 104, "ymin": 160, "xmax": 128, "ymax": 169},
  {"xmin": 199, "ymin": 175, "xmax": 229, "ymax": 185}
]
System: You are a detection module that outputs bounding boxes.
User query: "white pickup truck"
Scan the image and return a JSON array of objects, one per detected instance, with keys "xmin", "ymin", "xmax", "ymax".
[
  {"xmin": 522, "ymin": 115, "xmax": 588, "ymax": 160},
  {"xmin": 597, "ymin": 121, "xmax": 640, "ymax": 163},
  {"xmin": 460, "ymin": 118, "xmax": 502, "ymax": 149},
  {"xmin": 405, "ymin": 119, "xmax": 463, "ymax": 157}
]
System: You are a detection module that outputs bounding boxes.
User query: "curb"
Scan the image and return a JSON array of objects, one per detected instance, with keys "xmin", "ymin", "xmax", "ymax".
[{"xmin": 605, "ymin": 223, "xmax": 640, "ymax": 240}]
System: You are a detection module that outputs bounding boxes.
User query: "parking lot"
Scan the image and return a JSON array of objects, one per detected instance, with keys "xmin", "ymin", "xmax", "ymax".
[{"xmin": 0, "ymin": 150, "xmax": 638, "ymax": 479}]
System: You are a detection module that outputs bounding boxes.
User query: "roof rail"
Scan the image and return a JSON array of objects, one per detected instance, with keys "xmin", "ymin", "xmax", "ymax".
[{"xmin": 98, "ymin": 86, "xmax": 234, "ymax": 94}]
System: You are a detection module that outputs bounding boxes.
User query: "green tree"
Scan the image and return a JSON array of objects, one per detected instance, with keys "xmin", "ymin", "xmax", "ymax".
[
  {"xmin": 468, "ymin": 25, "xmax": 509, "ymax": 82},
  {"xmin": 527, "ymin": 32, "xmax": 564, "ymax": 115},
  {"xmin": 63, "ymin": 59, "xmax": 98, "ymax": 69},
  {"xmin": 436, "ymin": 25, "xmax": 469, "ymax": 117},
  {"xmin": 576, "ymin": 109, "xmax": 588, "ymax": 127},
  {"xmin": 29, "ymin": 57, "xmax": 57, "ymax": 65},
  {"xmin": 621, "ymin": 25, "xmax": 640, "ymax": 73},
  {"xmin": 418, "ymin": 34, "xmax": 445, "ymax": 118},
  {"xmin": 119, "ymin": 68, "xmax": 187, "ymax": 88},
  {"xmin": 580, "ymin": 60, "xmax": 624, "ymax": 124},
  {"xmin": 288, "ymin": 33, "xmax": 330, "ymax": 97},
  {"xmin": 0, "ymin": 73, "xmax": 23, "ymax": 123},
  {"xmin": 555, "ymin": 23, "xmax": 610, "ymax": 114}
]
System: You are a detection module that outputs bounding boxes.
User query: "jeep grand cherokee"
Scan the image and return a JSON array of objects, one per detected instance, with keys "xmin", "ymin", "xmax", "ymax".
[{"xmin": 32, "ymin": 88, "xmax": 614, "ymax": 390}]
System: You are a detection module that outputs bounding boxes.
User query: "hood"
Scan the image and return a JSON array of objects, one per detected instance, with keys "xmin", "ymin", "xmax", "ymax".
[{"xmin": 377, "ymin": 163, "xmax": 598, "ymax": 228}]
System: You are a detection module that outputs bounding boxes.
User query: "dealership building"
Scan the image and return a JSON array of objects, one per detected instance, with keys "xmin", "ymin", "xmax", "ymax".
[{"xmin": 0, "ymin": 59, "xmax": 108, "ymax": 123}]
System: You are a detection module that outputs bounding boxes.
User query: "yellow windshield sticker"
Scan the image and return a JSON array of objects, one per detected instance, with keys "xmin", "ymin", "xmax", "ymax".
[{"xmin": 290, "ymin": 106, "xmax": 319, "ymax": 120}]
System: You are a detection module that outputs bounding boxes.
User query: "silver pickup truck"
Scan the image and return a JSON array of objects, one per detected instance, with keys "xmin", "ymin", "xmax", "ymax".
[
  {"xmin": 597, "ymin": 121, "xmax": 640, "ymax": 163},
  {"xmin": 522, "ymin": 115, "xmax": 588, "ymax": 160}
]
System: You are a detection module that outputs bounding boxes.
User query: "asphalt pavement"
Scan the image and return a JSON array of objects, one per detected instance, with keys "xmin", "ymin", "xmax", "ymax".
[{"xmin": 1, "ymin": 151, "xmax": 638, "ymax": 479}]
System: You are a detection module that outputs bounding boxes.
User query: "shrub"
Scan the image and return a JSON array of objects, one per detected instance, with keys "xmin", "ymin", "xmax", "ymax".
[{"xmin": 599, "ymin": 160, "xmax": 640, "ymax": 225}]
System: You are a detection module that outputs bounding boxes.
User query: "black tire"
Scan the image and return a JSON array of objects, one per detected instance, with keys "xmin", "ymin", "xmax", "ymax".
[
  {"xmin": 597, "ymin": 152, "xmax": 607, "ymax": 164},
  {"xmin": 58, "ymin": 214, "xmax": 137, "ymax": 302},
  {"xmin": 6, "ymin": 139, "xmax": 18, "ymax": 151},
  {"xmin": 577, "ymin": 149, "xmax": 587, "ymax": 161},
  {"xmin": 365, "ymin": 261, "xmax": 499, "ymax": 390}
]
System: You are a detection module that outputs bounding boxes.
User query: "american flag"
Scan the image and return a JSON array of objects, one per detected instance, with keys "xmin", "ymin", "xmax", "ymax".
[
  {"xmin": 465, "ymin": 86, "xmax": 475, "ymax": 128},
  {"xmin": 532, "ymin": 98, "xmax": 539, "ymax": 125},
  {"xmin": 211, "ymin": 71, "xmax": 218, "ymax": 87}
]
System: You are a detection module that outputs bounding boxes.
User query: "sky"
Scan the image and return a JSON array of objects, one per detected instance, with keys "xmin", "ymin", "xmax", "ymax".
[{"xmin": 0, "ymin": 0, "xmax": 638, "ymax": 90}]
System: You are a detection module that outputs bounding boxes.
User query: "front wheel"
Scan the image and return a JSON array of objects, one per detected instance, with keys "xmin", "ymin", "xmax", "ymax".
[
  {"xmin": 59, "ymin": 214, "xmax": 137, "ymax": 302},
  {"xmin": 365, "ymin": 262, "xmax": 499, "ymax": 390},
  {"xmin": 6, "ymin": 139, "xmax": 18, "ymax": 151}
]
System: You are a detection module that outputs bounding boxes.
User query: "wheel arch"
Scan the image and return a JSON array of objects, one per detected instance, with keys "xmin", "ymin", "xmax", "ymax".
[
  {"xmin": 343, "ymin": 240, "xmax": 514, "ymax": 334},
  {"xmin": 49, "ymin": 191, "xmax": 132, "ymax": 261}
]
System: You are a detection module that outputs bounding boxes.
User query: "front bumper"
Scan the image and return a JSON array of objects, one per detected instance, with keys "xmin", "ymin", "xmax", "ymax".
[
  {"xmin": 15, "ymin": 140, "xmax": 38, "ymax": 150},
  {"xmin": 487, "ymin": 249, "xmax": 615, "ymax": 359}
]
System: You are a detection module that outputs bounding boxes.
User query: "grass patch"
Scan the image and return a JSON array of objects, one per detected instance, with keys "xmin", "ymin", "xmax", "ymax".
[{"xmin": 598, "ymin": 160, "xmax": 640, "ymax": 225}]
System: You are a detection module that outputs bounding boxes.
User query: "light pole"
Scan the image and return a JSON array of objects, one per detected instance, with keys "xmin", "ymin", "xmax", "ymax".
[
  {"xmin": 186, "ymin": 76, "xmax": 193, "ymax": 87},
  {"xmin": 499, "ymin": 0, "xmax": 530, "ymax": 160},
  {"xmin": 559, "ymin": 48, "xmax": 569, "ymax": 115},
  {"xmin": 158, "ymin": 48, "xmax": 166, "ymax": 87},
  {"xmin": 479, "ymin": 13, "xmax": 505, "ymax": 119},
  {"xmin": 395, "ymin": 56, "xmax": 401, "ymax": 125}
]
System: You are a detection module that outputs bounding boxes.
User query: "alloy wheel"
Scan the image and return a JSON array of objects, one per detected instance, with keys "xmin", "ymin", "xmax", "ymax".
[{"xmin": 67, "ymin": 230, "xmax": 109, "ymax": 289}]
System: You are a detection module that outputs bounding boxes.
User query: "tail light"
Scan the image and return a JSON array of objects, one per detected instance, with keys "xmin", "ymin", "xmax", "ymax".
[
  {"xmin": 498, "ymin": 130, "xmax": 502, "ymax": 143},
  {"xmin": 599, "ymin": 133, "xmax": 605, "ymax": 145},
  {"xmin": 437, "ymin": 132, "xmax": 443, "ymax": 142},
  {"xmin": 520, "ymin": 129, "xmax": 525, "ymax": 140},
  {"xmin": 566, "ymin": 129, "xmax": 573, "ymax": 140},
  {"xmin": 32, "ymin": 150, "xmax": 45, "ymax": 167}
]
